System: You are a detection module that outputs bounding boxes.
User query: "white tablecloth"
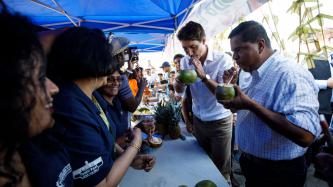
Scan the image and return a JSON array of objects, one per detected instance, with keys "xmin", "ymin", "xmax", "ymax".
[{"xmin": 120, "ymin": 123, "xmax": 229, "ymax": 187}]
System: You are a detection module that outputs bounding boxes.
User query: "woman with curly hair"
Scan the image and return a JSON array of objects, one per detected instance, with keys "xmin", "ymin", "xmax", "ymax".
[{"xmin": 0, "ymin": 4, "xmax": 71, "ymax": 187}]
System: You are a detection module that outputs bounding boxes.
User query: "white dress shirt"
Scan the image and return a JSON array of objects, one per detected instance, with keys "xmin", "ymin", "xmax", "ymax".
[
  {"xmin": 314, "ymin": 56, "xmax": 333, "ymax": 102},
  {"xmin": 180, "ymin": 48, "xmax": 233, "ymax": 121}
]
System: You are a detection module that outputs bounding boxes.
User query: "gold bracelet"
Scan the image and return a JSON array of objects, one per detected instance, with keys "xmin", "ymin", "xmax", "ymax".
[{"xmin": 129, "ymin": 143, "xmax": 141, "ymax": 152}]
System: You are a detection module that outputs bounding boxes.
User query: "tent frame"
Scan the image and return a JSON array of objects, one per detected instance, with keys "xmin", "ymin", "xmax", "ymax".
[{"xmin": 28, "ymin": 0, "xmax": 199, "ymax": 51}]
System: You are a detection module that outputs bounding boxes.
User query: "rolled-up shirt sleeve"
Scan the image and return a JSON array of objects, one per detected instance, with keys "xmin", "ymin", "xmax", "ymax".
[
  {"xmin": 273, "ymin": 72, "xmax": 321, "ymax": 138},
  {"xmin": 315, "ymin": 79, "xmax": 328, "ymax": 90}
]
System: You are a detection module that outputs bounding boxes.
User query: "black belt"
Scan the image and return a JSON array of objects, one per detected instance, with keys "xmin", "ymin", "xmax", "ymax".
[{"xmin": 241, "ymin": 152, "xmax": 305, "ymax": 164}]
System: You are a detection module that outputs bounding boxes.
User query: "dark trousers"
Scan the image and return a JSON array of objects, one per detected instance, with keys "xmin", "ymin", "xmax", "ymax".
[{"xmin": 240, "ymin": 152, "xmax": 307, "ymax": 187}]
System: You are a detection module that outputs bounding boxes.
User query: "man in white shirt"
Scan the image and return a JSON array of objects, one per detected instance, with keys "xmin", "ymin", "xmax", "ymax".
[
  {"xmin": 310, "ymin": 53, "xmax": 333, "ymax": 128},
  {"xmin": 174, "ymin": 21, "xmax": 234, "ymax": 182},
  {"xmin": 144, "ymin": 68, "xmax": 156, "ymax": 87}
]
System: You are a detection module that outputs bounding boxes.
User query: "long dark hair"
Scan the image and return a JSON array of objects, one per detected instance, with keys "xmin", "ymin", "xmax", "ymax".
[{"xmin": 0, "ymin": 2, "xmax": 44, "ymax": 186}]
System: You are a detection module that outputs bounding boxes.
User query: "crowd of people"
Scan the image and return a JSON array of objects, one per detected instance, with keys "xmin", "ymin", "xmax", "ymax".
[{"xmin": 0, "ymin": 1, "xmax": 332, "ymax": 187}]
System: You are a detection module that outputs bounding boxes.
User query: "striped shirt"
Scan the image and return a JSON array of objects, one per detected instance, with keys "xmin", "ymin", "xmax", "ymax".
[{"xmin": 237, "ymin": 51, "xmax": 321, "ymax": 160}]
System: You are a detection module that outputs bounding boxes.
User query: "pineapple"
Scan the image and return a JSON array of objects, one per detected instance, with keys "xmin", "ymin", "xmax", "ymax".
[
  {"xmin": 154, "ymin": 101, "xmax": 182, "ymax": 139},
  {"xmin": 154, "ymin": 102, "xmax": 169, "ymax": 137}
]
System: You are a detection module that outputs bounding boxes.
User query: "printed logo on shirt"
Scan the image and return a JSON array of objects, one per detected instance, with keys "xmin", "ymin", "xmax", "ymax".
[
  {"xmin": 56, "ymin": 164, "xmax": 72, "ymax": 187},
  {"xmin": 73, "ymin": 157, "xmax": 103, "ymax": 180}
]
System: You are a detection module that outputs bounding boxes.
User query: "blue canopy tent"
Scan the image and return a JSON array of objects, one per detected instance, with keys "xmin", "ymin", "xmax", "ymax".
[{"xmin": 4, "ymin": 0, "xmax": 199, "ymax": 52}]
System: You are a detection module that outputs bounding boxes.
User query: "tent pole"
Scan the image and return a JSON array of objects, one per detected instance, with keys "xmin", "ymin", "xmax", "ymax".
[
  {"xmin": 135, "ymin": 36, "xmax": 165, "ymax": 44},
  {"xmin": 84, "ymin": 19, "xmax": 129, "ymax": 26},
  {"xmin": 50, "ymin": 0, "xmax": 77, "ymax": 27},
  {"xmin": 135, "ymin": 43, "xmax": 164, "ymax": 46},
  {"xmin": 142, "ymin": 49, "xmax": 160, "ymax": 52},
  {"xmin": 142, "ymin": 50, "xmax": 159, "ymax": 52},
  {"xmin": 42, "ymin": 21, "xmax": 72, "ymax": 27},
  {"xmin": 178, "ymin": 0, "xmax": 197, "ymax": 27},
  {"xmin": 131, "ymin": 24, "xmax": 173, "ymax": 31},
  {"xmin": 132, "ymin": 17, "xmax": 175, "ymax": 31},
  {"xmin": 84, "ymin": 20, "xmax": 130, "ymax": 31},
  {"xmin": 102, "ymin": 25, "xmax": 131, "ymax": 32},
  {"xmin": 133, "ymin": 17, "xmax": 172, "ymax": 25},
  {"xmin": 30, "ymin": 0, "xmax": 80, "ymax": 22},
  {"xmin": 141, "ymin": 45, "xmax": 164, "ymax": 50}
]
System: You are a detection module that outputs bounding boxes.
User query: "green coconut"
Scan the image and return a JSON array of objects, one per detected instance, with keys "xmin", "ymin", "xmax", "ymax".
[
  {"xmin": 194, "ymin": 180, "xmax": 217, "ymax": 187},
  {"xmin": 216, "ymin": 84, "xmax": 235, "ymax": 100},
  {"xmin": 177, "ymin": 69, "xmax": 197, "ymax": 84}
]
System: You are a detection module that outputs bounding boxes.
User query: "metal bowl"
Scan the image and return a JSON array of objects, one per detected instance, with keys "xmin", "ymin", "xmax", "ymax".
[{"xmin": 133, "ymin": 114, "xmax": 155, "ymax": 121}]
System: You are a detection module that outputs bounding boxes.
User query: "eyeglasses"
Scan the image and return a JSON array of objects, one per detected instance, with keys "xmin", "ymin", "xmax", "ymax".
[{"xmin": 107, "ymin": 76, "xmax": 122, "ymax": 83}]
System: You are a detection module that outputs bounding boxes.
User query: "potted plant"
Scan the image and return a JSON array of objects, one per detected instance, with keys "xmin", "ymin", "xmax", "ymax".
[{"xmin": 154, "ymin": 101, "xmax": 182, "ymax": 139}]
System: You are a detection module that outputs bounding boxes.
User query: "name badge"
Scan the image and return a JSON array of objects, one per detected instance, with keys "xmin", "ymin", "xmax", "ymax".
[{"xmin": 73, "ymin": 157, "xmax": 103, "ymax": 180}]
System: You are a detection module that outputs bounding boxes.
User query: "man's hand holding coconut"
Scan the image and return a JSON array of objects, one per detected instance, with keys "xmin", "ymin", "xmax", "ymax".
[{"xmin": 217, "ymin": 68, "xmax": 254, "ymax": 112}]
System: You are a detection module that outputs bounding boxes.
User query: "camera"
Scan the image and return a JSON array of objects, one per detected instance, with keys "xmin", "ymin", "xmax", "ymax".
[{"xmin": 129, "ymin": 47, "xmax": 139, "ymax": 62}]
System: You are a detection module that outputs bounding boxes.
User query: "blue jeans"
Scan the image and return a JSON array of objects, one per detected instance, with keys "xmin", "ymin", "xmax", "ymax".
[{"xmin": 240, "ymin": 152, "xmax": 307, "ymax": 187}]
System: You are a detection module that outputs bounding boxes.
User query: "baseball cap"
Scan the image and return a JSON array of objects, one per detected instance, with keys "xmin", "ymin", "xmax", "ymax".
[
  {"xmin": 109, "ymin": 36, "xmax": 130, "ymax": 56},
  {"xmin": 160, "ymin": 61, "xmax": 171, "ymax": 68}
]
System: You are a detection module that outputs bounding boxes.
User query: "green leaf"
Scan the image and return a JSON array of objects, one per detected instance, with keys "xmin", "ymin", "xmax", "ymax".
[
  {"xmin": 272, "ymin": 32, "xmax": 279, "ymax": 41},
  {"xmin": 317, "ymin": 46, "xmax": 332, "ymax": 58},
  {"xmin": 321, "ymin": 13, "xmax": 333, "ymax": 20},
  {"xmin": 262, "ymin": 15, "xmax": 269, "ymax": 23},
  {"xmin": 300, "ymin": 6, "xmax": 318, "ymax": 23},
  {"xmin": 288, "ymin": 30, "xmax": 299, "ymax": 41},
  {"xmin": 301, "ymin": 8, "xmax": 309, "ymax": 23},
  {"xmin": 287, "ymin": 0, "xmax": 317, "ymax": 14},
  {"xmin": 306, "ymin": 13, "xmax": 333, "ymax": 27},
  {"xmin": 280, "ymin": 40, "xmax": 286, "ymax": 50},
  {"xmin": 307, "ymin": 14, "xmax": 317, "ymax": 25},
  {"xmin": 272, "ymin": 15, "xmax": 279, "ymax": 25},
  {"xmin": 287, "ymin": 2, "xmax": 300, "ymax": 14},
  {"xmin": 289, "ymin": 24, "xmax": 316, "ymax": 41},
  {"xmin": 303, "ymin": 0, "xmax": 318, "ymax": 2},
  {"xmin": 303, "ymin": 54, "xmax": 316, "ymax": 68},
  {"xmin": 322, "ymin": 46, "xmax": 333, "ymax": 51}
]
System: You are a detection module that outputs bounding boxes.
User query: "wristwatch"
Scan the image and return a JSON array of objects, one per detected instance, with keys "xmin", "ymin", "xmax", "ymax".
[{"xmin": 202, "ymin": 74, "xmax": 211, "ymax": 82}]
